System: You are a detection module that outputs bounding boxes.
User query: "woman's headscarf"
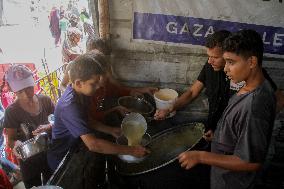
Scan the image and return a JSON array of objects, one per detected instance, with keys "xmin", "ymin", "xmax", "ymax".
[
  {"xmin": 5, "ymin": 64, "xmax": 34, "ymax": 92},
  {"xmin": 62, "ymin": 27, "xmax": 83, "ymax": 63}
]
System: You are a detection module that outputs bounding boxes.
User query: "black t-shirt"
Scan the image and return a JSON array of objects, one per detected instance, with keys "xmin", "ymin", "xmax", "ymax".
[
  {"xmin": 197, "ymin": 62, "xmax": 233, "ymax": 131},
  {"xmin": 262, "ymin": 68, "xmax": 277, "ymax": 91}
]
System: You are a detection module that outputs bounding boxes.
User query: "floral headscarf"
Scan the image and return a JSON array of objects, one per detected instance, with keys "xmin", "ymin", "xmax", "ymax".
[{"xmin": 62, "ymin": 27, "xmax": 83, "ymax": 63}]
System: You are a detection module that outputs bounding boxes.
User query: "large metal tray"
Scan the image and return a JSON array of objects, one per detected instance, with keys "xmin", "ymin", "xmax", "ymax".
[{"xmin": 115, "ymin": 122, "xmax": 204, "ymax": 175}]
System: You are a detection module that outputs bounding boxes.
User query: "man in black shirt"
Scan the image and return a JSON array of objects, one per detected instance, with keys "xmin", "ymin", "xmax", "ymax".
[{"xmin": 154, "ymin": 30, "xmax": 233, "ymax": 139}]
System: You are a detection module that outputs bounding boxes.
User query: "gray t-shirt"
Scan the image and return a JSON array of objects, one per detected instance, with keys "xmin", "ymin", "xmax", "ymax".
[{"xmin": 211, "ymin": 80, "xmax": 276, "ymax": 189}]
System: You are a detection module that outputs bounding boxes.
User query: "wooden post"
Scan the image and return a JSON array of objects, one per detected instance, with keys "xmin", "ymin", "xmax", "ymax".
[
  {"xmin": 88, "ymin": 0, "xmax": 99, "ymax": 38},
  {"xmin": 0, "ymin": 0, "xmax": 4, "ymax": 26},
  {"xmin": 98, "ymin": 0, "xmax": 110, "ymax": 40}
]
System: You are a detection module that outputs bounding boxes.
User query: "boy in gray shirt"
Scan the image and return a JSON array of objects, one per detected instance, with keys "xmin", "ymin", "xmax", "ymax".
[{"xmin": 178, "ymin": 29, "xmax": 276, "ymax": 189}]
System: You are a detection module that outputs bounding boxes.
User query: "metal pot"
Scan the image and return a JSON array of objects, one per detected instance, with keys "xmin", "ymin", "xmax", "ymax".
[
  {"xmin": 16, "ymin": 132, "xmax": 48, "ymax": 161},
  {"xmin": 118, "ymin": 96, "xmax": 155, "ymax": 118}
]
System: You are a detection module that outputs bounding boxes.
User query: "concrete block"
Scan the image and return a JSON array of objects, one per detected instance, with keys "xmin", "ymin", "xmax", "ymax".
[{"xmin": 109, "ymin": 0, "xmax": 132, "ymax": 20}]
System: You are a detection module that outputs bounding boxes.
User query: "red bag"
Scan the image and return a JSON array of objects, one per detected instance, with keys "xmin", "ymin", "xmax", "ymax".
[
  {"xmin": 0, "ymin": 168, "xmax": 13, "ymax": 189},
  {"xmin": 4, "ymin": 146, "xmax": 19, "ymax": 166}
]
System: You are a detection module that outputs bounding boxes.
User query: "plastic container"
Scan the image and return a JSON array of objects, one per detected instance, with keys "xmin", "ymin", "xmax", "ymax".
[
  {"xmin": 154, "ymin": 88, "xmax": 178, "ymax": 117},
  {"xmin": 121, "ymin": 113, "xmax": 147, "ymax": 146}
]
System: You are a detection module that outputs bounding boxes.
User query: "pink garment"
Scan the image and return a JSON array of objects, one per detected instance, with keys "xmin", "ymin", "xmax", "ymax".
[
  {"xmin": 49, "ymin": 7, "xmax": 61, "ymax": 45},
  {"xmin": 1, "ymin": 92, "xmax": 14, "ymax": 109}
]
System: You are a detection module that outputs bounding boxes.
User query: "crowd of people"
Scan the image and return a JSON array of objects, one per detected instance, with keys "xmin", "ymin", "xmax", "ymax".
[
  {"xmin": 48, "ymin": 3, "xmax": 95, "ymax": 66},
  {"xmin": 0, "ymin": 12, "xmax": 284, "ymax": 188},
  {"xmin": 0, "ymin": 34, "xmax": 158, "ymax": 189}
]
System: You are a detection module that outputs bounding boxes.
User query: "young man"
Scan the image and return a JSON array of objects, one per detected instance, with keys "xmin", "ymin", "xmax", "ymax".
[
  {"xmin": 154, "ymin": 30, "xmax": 280, "ymax": 140},
  {"xmin": 178, "ymin": 29, "xmax": 276, "ymax": 189},
  {"xmin": 47, "ymin": 53, "xmax": 149, "ymax": 187},
  {"xmin": 154, "ymin": 30, "xmax": 233, "ymax": 139}
]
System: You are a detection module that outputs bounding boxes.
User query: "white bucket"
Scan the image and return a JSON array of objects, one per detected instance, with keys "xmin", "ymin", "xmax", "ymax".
[
  {"xmin": 154, "ymin": 88, "xmax": 178, "ymax": 117},
  {"xmin": 121, "ymin": 113, "xmax": 147, "ymax": 146}
]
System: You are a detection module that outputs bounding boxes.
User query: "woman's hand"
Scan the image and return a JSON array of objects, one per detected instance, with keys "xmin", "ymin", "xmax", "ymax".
[{"xmin": 32, "ymin": 124, "xmax": 52, "ymax": 136}]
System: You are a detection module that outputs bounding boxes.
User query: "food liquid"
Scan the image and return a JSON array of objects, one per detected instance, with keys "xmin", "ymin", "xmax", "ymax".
[
  {"xmin": 122, "ymin": 121, "xmax": 146, "ymax": 146},
  {"xmin": 155, "ymin": 93, "xmax": 174, "ymax": 101}
]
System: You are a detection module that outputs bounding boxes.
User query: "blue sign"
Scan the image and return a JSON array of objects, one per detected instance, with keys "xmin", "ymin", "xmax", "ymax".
[{"xmin": 133, "ymin": 12, "xmax": 284, "ymax": 55}]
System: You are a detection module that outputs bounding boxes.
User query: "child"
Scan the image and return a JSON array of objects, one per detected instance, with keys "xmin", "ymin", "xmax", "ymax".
[{"xmin": 47, "ymin": 53, "xmax": 149, "ymax": 188}]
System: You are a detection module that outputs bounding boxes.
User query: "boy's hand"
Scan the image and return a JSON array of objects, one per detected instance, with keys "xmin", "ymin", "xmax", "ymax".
[
  {"xmin": 178, "ymin": 151, "xmax": 202, "ymax": 170},
  {"xmin": 203, "ymin": 129, "xmax": 214, "ymax": 142},
  {"xmin": 130, "ymin": 146, "xmax": 151, "ymax": 158}
]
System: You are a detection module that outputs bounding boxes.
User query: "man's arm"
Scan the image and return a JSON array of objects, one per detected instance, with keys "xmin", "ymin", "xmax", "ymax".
[
  {"xmin": 154, "ymin": 80, "xmax": 204, "ymax": 120},
  {"xmin": 88, "ymin": 119, "xmax": 120, "ymax": 138},
  {"xmin": 172, "ymin": 80, "xmax": 204, "ymax": 111},
  {"xmin": 80, "ymin": 133, "xmax": 149, "ymax": 157},
  {"xmin": 178, "ymin": 151, "xmax": 261, "ymax": 172}
]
